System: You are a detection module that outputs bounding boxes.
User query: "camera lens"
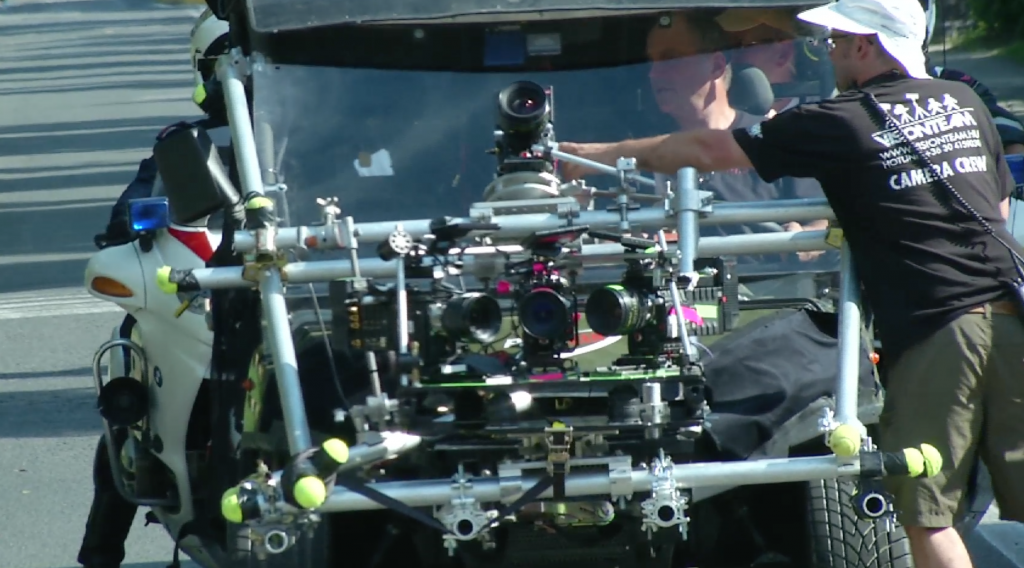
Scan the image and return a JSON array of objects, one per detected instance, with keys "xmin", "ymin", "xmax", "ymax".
[
  {"xmin": 497, "ymin": 81, "xmax": 551, "ymax": 135},
  {"xmin": 508, "ymin": 94, "xmax": 541, "ymax": 116},
  {"xmin": 517, "ymin": 288, "xmax": 571, "ymax": 340},
  {"xmin": 442, "ymin": 293, "xmax": 503, "ymax": 343},
  {"xmin": 585, "ymin": 285, "xmax": 651, "ymax": 336}
]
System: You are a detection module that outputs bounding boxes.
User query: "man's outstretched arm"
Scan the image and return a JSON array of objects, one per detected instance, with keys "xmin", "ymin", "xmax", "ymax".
[{"xmin": 559, "ymin": 129, "xmax": 753, "ymax": 180}]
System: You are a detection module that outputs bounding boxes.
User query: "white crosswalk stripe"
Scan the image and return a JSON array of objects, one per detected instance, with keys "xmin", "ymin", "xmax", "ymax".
[{"xmin": 0, "ymin": 288, "xmax": 122, "ymax": 320}]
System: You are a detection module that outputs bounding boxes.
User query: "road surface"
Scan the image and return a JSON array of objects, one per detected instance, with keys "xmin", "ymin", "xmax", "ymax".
[{"xmin": 0, "ymin": 1, "xmax": 1020, "ymax": 567}]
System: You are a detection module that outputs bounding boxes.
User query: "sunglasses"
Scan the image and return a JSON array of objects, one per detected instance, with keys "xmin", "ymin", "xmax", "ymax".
[{"xmin": 824, "ymin": 33, "xmax": 855, "ymax": 51}]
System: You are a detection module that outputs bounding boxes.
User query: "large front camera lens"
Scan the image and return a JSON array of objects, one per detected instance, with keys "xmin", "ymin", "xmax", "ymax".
[
  {"xmin": 497, "ymin": 81, "xmax": 551, "ymax": 135},
  {"xmin": 585, "ymin": 286, "xmax": 650, "ymax": 336},
  {"xmin": 518, "ymin": 288, "xmax": 571, "ymax": 340},
  {"xmin": 442, "ymin": 293, "xmax": 503, "ymax": 343}
]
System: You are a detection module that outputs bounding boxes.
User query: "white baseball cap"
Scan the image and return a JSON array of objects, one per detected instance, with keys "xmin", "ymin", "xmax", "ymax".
[{"xmin": 797, "ymin": 0, "xmax": 930, "ymax": 79}]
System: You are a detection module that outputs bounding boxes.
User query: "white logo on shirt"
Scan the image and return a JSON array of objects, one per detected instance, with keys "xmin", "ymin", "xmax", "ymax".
[
  {"xmin": 747, "ymin": 123, "xmax": 763, "ymax": 139},
  {"xmin": 870, "ymin": 92, "xmax": 988, "ymax": 191}
]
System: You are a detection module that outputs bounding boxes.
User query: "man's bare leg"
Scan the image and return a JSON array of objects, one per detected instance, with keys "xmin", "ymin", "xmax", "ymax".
[{"xmin": 905, "ymin": 526, "xmax": 974, "ymax": 568}]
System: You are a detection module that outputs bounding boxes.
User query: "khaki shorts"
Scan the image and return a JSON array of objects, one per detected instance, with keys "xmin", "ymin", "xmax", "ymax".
[{"xmin": 880, "ymin": 301, "xmax": 1024, "ymax": 527}]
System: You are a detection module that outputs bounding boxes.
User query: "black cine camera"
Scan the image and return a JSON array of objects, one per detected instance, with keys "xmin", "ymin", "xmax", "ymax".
[
  {"xmin": 585, "ymin": 261, "xmax": 677, "ymax": 361},
  {"xmin": 510, "ymin": 226, "xmax": 588, "ymax": 370},
  {"xmin": 328, "ymin": 279, "xmax": 504, "ymax": 385},
  {"xmin": 494, "ymin": 80, "xmax": 554, "ymax": 176}
]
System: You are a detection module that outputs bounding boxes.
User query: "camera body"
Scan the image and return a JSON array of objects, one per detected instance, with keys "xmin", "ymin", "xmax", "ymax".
[
  {"xmin": 328, "ymin": 277, "xmax": 504, "ymax": 388},
  {"xmin": 586, "ymin": 261, "xmax": 678, "ymax": 366},
  {"xmin": 494, "ymin": 80, "xmax": 555, "ymax": 176},
  {"xmin": 586, "ymin": 257, "xmax": 740, "ymax": 370},
  {"xmin": 508, "ymin": 227, "xmax": 588, "ymax": 373}
]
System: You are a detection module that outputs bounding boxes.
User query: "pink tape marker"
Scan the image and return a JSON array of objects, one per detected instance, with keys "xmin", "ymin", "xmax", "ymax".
[
  {"xmin": 669, "ymin": 306, "xmax": 704, "ymax": 326},
  {"xmin": 530, "ymin": 372, "xmax": 564, "ymax": 382}
]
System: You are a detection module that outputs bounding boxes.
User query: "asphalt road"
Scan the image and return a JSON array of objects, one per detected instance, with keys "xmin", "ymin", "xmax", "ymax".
[
  {"xmin": 0, "ymin": 1, "xmax": 203, "ymax": 567},
  {"xmin": 0, "ymin": 1, "xmax": 1020, "ymax": 568}
]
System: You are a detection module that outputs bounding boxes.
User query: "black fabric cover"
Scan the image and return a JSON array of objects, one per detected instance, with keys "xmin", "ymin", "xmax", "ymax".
[{"xmin": 702, "ymin": 308, "xmax": 878, "ymax": 461}]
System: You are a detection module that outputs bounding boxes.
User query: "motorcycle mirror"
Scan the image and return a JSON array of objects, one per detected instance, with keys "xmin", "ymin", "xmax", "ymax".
[{"xmin": 154, "ymin": 124, "xmax": 241, "ymax": 226}]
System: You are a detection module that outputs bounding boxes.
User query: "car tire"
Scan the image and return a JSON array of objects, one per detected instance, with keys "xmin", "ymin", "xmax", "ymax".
[{"xmin": 806, "ymin": 479, "xmax": 914, "ymax": 568}]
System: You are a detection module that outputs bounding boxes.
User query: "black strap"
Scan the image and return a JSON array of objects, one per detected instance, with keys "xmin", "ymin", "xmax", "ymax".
[{"xmin": 331, "ymin": 473, "xmax": 556, "ymax": 534}]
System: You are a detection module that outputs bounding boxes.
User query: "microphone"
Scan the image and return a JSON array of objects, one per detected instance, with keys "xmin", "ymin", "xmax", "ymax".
[{"xmin": 728, "ymin": 65, "xmax": 776, "ymax": 117}]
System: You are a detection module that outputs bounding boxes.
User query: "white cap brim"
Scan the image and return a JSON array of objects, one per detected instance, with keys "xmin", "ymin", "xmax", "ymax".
[
  {"xmin": 797, "ymin": 3, "xmax": 878, "ymax": 35},
  {"xmin": 797, "ymin": 3, "xmax": 931, "ymax": 80}
]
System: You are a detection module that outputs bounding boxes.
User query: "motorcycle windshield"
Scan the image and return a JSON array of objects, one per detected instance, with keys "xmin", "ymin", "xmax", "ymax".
[{"xmin": 250, "ymin": 29, "xmax": 839, "ymax": 291}]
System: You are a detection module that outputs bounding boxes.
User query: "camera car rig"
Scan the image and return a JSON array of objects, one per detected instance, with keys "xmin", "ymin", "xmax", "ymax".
[{"xmin": 131, "ymin": 65, "xmax": 948, "ymax": 568}]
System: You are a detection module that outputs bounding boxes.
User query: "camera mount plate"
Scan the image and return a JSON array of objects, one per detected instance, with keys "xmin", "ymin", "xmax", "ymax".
[{"xmin": 470, "ymin": 197, "xmax": 580, "ymax": 219}]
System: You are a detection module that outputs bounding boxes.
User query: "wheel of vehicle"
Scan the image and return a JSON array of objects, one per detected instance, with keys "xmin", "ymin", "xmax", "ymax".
[{"xmin": 805, "ymin": 479, "xmax": 913, "ymax": 568}]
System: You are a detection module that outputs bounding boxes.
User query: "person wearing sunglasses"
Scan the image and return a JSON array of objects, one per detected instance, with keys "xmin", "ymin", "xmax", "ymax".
[{"xmin": 557, "ymin": 1, "xmax": 1024, "ymax": 566}]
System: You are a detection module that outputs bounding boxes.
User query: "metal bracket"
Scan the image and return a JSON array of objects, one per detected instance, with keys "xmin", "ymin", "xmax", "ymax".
[
  {"xmin": 242, "ymin": 258, "xmax": 290, "ymax": 284},
  {"xmin": 437, "ymin": 465, "xmax": 497, "ymax": 555},
  {"xmin": 639, "ymin": 452, "xmax": 690, "ymax": 540},
  {"xmin": 669, "ymin": 189, "xmax": 716, "ymax": 216},
  {"xmin": 469, "ymin": 196, "xmax": 581, "ymax": 220},
  {"xmin": 545, "ymin": 422, "xmax": 573, "ymax": 497}
]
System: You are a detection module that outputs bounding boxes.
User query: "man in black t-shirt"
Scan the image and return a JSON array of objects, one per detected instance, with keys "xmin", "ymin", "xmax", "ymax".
[
  {"xmin": 557, "ymin": 0, "xmax": 1024, "ymax": 566},
  {"xmin": 643, "ymin": 11, "xmax": 827, "ymax": 243}
]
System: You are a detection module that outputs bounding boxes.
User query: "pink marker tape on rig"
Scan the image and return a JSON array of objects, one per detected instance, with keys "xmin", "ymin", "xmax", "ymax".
[
  {"xmin": 530, "ymin": 372, "xmax": 564, "ymax": 382},
  {"xmin": 669, "ymin": 306, "xmax": 704, "ymax": 326}
]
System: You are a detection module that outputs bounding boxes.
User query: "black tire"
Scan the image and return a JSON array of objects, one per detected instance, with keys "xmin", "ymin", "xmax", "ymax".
[{"xmin": 806, "ymin": 479, "xmax": 914, "ymax": 568}]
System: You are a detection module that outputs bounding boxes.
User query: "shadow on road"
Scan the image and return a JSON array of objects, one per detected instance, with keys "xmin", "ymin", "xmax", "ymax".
[
  {"xmin": 0, "ymin": 116, "xmax": 186, "ymax": 163},
  {"xmin": 0, "ymin": 0, "xmax": 200, "ymax": 296},
  {"xmin": 0, "ymin": 387, "xmax": 102, "ymax": 439}
]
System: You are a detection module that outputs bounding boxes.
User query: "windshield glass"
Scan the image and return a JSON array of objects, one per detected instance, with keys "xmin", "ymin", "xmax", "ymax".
[{"xmin": 252, "ymin": 10, "xmax": 839, "ymax": 293}]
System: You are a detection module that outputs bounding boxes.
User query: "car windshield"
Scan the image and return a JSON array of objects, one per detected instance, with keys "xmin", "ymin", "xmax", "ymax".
[{"xmin": 252, "ymin": 10, "xmax": 839, "ymax": 289}]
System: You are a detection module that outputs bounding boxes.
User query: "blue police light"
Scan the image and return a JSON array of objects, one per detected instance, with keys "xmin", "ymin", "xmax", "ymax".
[{"xmin": 128, "ymin": 197, "xmax": 171, "ymax": 233}]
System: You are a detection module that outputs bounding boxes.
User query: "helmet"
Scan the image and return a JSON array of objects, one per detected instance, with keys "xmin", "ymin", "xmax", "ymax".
[
  {"xmin": 190, "ymin": 9, "xmax": 230, "ymax": 86},
  {"xmin": 189, "ymin": 9, "xmax": 231, "ymax": 117}
]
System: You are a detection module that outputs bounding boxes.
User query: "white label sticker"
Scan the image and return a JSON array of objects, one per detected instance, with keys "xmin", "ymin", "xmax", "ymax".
[{"xmin": 353, "ymin": 149, "xmax": 394, "ymax": 177}]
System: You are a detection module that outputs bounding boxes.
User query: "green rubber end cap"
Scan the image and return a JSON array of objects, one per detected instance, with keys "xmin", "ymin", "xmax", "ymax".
[
  {"xmin": 220, "ymin": 487, "xmax": 244, "ymax": 523},
  {"xmin": 155, "ymin": 266, "xmax": 177, "ymax": 294},
  {"xmin": 322, "ymin": 438, "xmax": 350, "ymax": 465},
  {"xmin": 920, "ymin": 443, "xmax": 943, "ymax": 477},
  {"xmin": 293, "ymin": 476, "xmax": 327, "ymax": 509}
]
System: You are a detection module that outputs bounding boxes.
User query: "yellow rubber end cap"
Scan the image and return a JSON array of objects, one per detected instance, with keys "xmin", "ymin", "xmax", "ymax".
[
  {"xmin": 322, "ymin": 438, "xmax": 350, "ymax": 465},
  {"xmin": 920, "ymin": 443, "xmax": 943, "ymax": 477},
  {"xmin": 220, "ymin": 487, "xmax": 244, "ymax": 523},
  {"xmin": 828, "ymin": 424, "xmax": 861, "ymax": 458},
  {"xmin": 245, "ymin": 196, "xmax": 275, "ymax": 210},
  {"xmin": 293, "ymin": 476, "xmax": 327, "ymax": 509},
  {"xmin": 902, "ymin": 446, "xmax": 925, "ymax": 477},
  {"xmin": 155, "ymin": 266, "xmax": 177, "ymax": 294}
]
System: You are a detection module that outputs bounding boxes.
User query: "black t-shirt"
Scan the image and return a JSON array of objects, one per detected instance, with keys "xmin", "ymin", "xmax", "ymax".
[
  {"xmin": 733, "ymin": 73, "xmax": 1021, "ymax": 361},
  {"xmin": 702, "ymin": 111, "xmax": 825, "ymax": 240}
]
